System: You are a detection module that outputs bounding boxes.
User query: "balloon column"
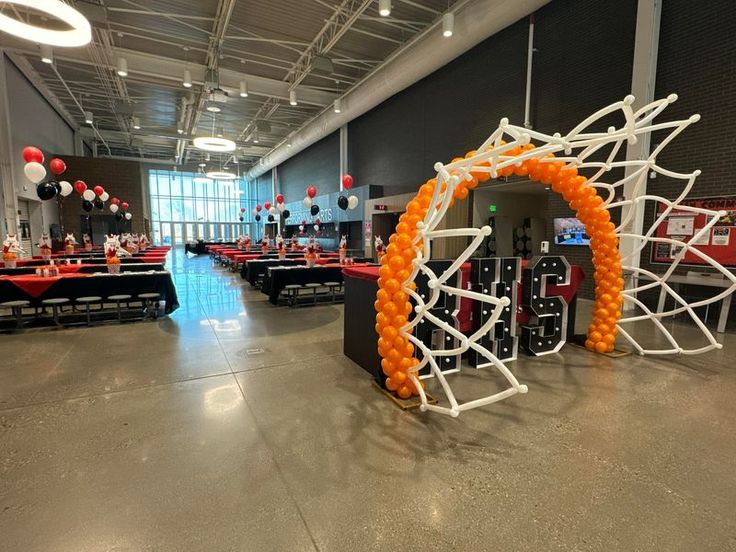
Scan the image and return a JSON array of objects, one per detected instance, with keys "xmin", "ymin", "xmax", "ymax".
[{"xmin": 22, "ymin": 146, "xmax": 72, "ymax": 201}]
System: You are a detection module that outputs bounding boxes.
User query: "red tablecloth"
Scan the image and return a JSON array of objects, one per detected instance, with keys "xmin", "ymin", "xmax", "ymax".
[{"xmin": 0, "ymin": 273, "xmax": 90, "ymax": 298}]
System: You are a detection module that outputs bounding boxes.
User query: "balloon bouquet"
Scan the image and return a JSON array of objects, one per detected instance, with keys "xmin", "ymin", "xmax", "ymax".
[
  {"xmin": 63, "ymin": 233, "xmax": 78, "ymax": 255},
  {"xmin": 304, "ymin": 236, "xmax": 319, "ymax": 268},
  {"xmin": 2, "ymin": 234, "xmax": 25, "ymax": 268},
  {"xmin": 339, "ymin": 235, "xmax": 348, "ymax": 264},
  {"xmin": 337, "ymin": 174, "xmax": 360, "ymax": 211},
  {"xmin": 260, "ymin": 235, "xmax": 270, "ymax": 255}
]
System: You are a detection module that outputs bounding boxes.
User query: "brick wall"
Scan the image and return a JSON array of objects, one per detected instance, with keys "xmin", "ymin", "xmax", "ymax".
[
  {"xmin": 58, "ymin": 156, "xmax": 146, "ymax": 238},
  {"xmin": 278, "ymin": 131, "xmax": 339, "ymax": 200}
]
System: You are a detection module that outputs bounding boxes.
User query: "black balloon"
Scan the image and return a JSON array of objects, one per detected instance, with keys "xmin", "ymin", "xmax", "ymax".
[
  {"xmin": 267, "ymin": 214, "xmax": 274, "ymax": 222},
  {"xmin": 115, "ymin": 212, "xmax": 124, "ymax": 221},
  {"xmin": 239, "ymin": 216, "xmax": 244, "ymax": 222},
  {"xmin": 36, "ymin": 181, "xmax": 58, "ymax": 200},
  {"xmin": 94, "ymin": 197, "xmax": 104, "ymax": 210},
  {"xmin": 310, "ymin": 204, "xmax": 320, "ymax": 216},
  {"xmin": 255, "ymin": 214, "xmax": 261, "ymax": 222},
  {"xmin": 337, "ymin": 195, "xmax": 348, "ymax": 210},
  {"xmin": 282, "ymin": 209, "xmax": 290, "ymax": 219},
  {"xmin": 82, "ymin": 199, "xmax": 94, "ymax": 212},
  {"xmin": 52, "ymin": 181, "xmax": 62, "ymax": 194}
]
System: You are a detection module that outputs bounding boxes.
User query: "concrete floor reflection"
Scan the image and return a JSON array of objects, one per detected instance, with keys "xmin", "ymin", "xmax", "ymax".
[{"xmin": 0, "ymin": 249, "xmax": 735, "ymax": 551}]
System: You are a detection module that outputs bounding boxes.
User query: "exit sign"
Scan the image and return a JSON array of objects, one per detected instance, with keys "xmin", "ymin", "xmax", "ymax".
[
  {"xmin": 375, "ymin": 204, "xmax": 388, "ymax": 211},
  {"xmin": 488, "ymin": 204, "xmax": 497, "ymax": 213}
]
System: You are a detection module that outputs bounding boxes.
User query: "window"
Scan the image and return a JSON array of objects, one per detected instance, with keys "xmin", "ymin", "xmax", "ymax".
[{"xmin": 148, "ymin": 169, "xmax": 253, "ymax": 244}]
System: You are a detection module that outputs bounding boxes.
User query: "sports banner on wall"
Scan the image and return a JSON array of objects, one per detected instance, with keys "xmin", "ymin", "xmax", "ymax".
[{"xmin": 651, "ymin": 196, "xmax": 736, "ymax": 267}]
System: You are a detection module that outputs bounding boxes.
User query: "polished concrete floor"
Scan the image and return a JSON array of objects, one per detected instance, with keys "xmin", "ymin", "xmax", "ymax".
[{"xmin": 1, "ymin": 250, "xmax": 735, "ymax": 551}]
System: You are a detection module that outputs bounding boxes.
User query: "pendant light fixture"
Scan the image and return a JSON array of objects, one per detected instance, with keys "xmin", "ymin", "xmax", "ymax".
[
  {"xmin": 40, "ymin": 45, "xmax": 53, "ymax": 64},
  {"xmin": 240, "ymin": 81, "xmax": 248, "ymax": 97},
  {"xmin": 442, "ymin": 12, "xmax": 454, "ymax": 37},
  {"xmin": 116, "ymin": 57, "xmax": 128, "ymax": 77},
  {"xmin": 289, "ymin": 90, "xmax": 297, "ymax": 106},
  {"xmin": 378, "ymin": 0, "xmax": 391, "ymax": 17},
  {"xmin": 0, "ymin": 0, "xmax": 91, "ymax": 47},
  {"xmin": 194, "ymin": 112, "xmax": 236, "ymax": 152}
]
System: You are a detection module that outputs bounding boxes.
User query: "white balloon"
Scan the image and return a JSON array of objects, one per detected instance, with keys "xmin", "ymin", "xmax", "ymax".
[
  {"xmin": 82, "ymin": 189, "xmax": 95, "ymax": 201},
  {"xmin": 125, "ymin": 212, "xmax": 132, "ymax": 220},
  {"xmin": 268, "ymin": 206, "xmax": 277, "ymax": 215},
  {"xmin": 252, "ymin": 208, "xmax": 258, "ymax": 215},
  {"xmin": 313, "ymin": 224, "xmax": 319, "ymax": 232},
  {"xmin": 24, "ymin": 162, "xmax": 46, "ymax": 184},
  {"xmin": 110, "ymin": 204, "xmax": 119, "ymax": 213},
  {"xmin": 277, "ymin": 203, "xmax": 285, "ymax": 212},
  {"xmin": 59, "ymin": 180, "xmax": 73, "ymax": 197},
  {"xmin": 347, "ymin": 195, "xmax": 359, "ymax": 210},
  {"xmin": 302, "ymin": 196, "xmax": 312, "ymax": 208},
  {"xmin": 100, "ymin": 191, "xmax": 109, "ymax": 202},
  {"xmin": 299, "ymin": 225, "xmax": 305, "ymax": 232}
]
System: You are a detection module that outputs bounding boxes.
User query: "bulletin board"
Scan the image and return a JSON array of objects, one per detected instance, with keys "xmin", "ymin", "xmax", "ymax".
[{"xmin": 651, "ymin": 196, "xmax": 736, "ymax": 267}]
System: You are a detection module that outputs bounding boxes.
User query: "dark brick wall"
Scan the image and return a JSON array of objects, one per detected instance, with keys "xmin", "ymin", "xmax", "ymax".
[
  {"xmin": 534, "ymin": 0, "xmax": 637, "ymax": 298},
  {"xmin": 59, "ymin": 156, "xmax": 146, "ymax": 238},
  {"xmin": 279, "ymin": 131, "xmax": 339, "ymax": 200},
  {"xmin": 641, "ymin": 0, "xmax": 736, "ymax": 276}
]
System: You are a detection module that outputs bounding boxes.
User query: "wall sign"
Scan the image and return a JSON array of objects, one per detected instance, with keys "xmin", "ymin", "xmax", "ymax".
[{"xmin": 520, "ymin": 256, "xmax": 571, "ymax": 355}]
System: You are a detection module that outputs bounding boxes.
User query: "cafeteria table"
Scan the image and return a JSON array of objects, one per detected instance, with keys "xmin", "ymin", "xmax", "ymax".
[
  {"xmin": 261, "ymin": 263, "xmax": 373, "ymax": 305},
  {"xmin": 0, "ymin": 271, "xmax": 179, "ymax": 313},
  {"xmin": 7, "ymin": 255, "xmax": 166, "ymax": 268},
  {"xmin": 0, "ymin": 263, "xmax": 165, "ymax": 276}
]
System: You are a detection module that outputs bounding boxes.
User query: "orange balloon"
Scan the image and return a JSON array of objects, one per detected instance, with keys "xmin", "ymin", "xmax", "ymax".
[
  {"xmin": 386, "ymin": 377, "xmax": 398, "ymax": 391},
  {"xmin": 382, "ymin": 302, "xmax": 398, "ymax": 318},
  {"xmin": 393, "ymin": 370, "xmax": 407, "ymax": 384},
  {"xmin": 389, "ymin": 256, "xmax": 405, "ymax": 272},
  {"xmin": 382, "ymin": 326, "xmax": 398, "ymax": 342},
  {"xmin": 384, "ymin": 278, "xmax": 400, "ymax": 294},
  {"xmin": 397, "ymin": 385, "xmax": 411, "ymax": 399},
  {"xmin": 594, "ymin": 341, "xmax": 608, "ymax": 353}
]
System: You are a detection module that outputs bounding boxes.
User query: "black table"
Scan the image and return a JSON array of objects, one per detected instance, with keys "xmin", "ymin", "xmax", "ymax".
[
  {"xmin": 0, "ymin": 272, "xmax": 179, "ymax": 313},
  {"xmin": 261, "ymin": 264, "xmax": 375, "ymax": 305},
  {"xmin": 0, "ymin": 263, "xmax": 165, "ymax": 276},
  {"xmin": 8, "ymin": 256, "xmax": 166, "ymax": 267},
  {"xmin": 242, "ymin": 259, "xmax": 308, "ymax": 284}
]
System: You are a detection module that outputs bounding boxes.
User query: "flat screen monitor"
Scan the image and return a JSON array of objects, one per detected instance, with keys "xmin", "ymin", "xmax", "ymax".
[{"xmin": 553, "ymin": 217, "xmax": 590, "ymax": 245}]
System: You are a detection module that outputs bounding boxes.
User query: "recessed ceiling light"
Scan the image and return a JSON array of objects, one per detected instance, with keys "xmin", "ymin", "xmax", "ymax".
[
  {"xmin": 193, "ymin": 136, "xmax": 236, "ymax": 152},
  {"xmin": 206, "ymin": 103, "xmax": 221, "ymax": 113},
  {"xmin": 0, "ymin": 0, "xmax": 91, "ymax": 47},
  {"xmin": 198, "ymin": 162, "xmax": 206, "ymax": 168}
]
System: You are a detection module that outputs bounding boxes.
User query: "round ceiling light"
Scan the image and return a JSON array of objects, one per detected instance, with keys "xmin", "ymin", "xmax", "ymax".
[
  {"xmin": 193, "ymin": 136, "xmax": 236, "ymax": 152},
  {"xmin": 193, "ymin": 176, "xmax": 212, "ymax": 184},
  {"xmin": 0, "ymin": 0, "xmax": 92, "ymax": 47},
  {"xmin": 205, "ymin": 170, "xmax": 236, "ymax": 180}
]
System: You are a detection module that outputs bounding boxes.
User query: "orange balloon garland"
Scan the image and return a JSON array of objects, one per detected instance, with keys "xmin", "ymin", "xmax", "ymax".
[{"xmin": 376, "ymin": 144, "xmax": 623, "ymax": 397}]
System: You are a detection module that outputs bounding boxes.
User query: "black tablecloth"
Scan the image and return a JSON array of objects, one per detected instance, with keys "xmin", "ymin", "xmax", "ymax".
[
  {"xmin": 0, "ymin": 263, "xmax": 165, "ymax": 276},
  {"xmin": 9, "ymin": 256, "xmax": 165, "ymax": 267},
  {"xmin": 242, "ymin": 259, "xmax": 307, "ymax": 283},
  {"xmin": 0, "ymin": 272, "xmax": 179, "ymax": 313},
  {"xmin": 261, "ymin": 265, "xmax": 372, "ymax": 305}
]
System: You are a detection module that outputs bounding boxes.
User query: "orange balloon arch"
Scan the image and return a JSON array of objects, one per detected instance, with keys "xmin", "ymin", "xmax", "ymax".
[{"xmin": 375, "ymin": 143, "xmax": 623, "ymax": 398}]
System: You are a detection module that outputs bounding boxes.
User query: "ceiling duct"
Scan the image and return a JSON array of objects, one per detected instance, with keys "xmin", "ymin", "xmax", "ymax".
[{"xmin": 247, "ymin": 0, "xmax": 551, "ymax": 180}]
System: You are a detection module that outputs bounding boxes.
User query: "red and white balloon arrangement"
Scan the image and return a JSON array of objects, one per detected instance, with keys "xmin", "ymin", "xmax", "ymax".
[{"xmin": 337, "ymin": 174, "xmax": 359, "ymax": 211}]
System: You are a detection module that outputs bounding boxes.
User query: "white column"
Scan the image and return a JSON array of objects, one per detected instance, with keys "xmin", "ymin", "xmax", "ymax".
[
  {"xmin": 0, "ymin": 52, "xmax": 18, "ymax": 235},
  {"xmin": 619, "ymin": 0, "xmax": 661, "ymax": 308}
]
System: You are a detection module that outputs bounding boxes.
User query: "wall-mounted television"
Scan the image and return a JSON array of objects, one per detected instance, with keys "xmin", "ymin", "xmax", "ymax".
[{"xmin": 553, "ymin": 217, "xmax": 590, "ymax": 245}]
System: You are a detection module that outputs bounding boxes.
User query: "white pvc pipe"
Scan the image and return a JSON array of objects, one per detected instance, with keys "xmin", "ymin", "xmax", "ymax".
[{"xmin": 523, "ymin": 14, "xmax": 535, "ymax": 129}]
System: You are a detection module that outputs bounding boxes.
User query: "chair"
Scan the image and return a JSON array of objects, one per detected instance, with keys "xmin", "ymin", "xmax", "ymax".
[
  {"xmin": 0, "ymin": 300, "xmax": 30, "ymax": 329},
  {"xmin": 108, "ymin": 294, "xmax": 132, "ymax": 322},
  {"xmin": 41, "ymin": 298, "xmax": 70, "ymax": 325},
  {"xmin": 304, "ymin": 282, "xmax": 322, "ymax": 305},
  {"xmin": 281, "ymin": 284, "xmax": 302, "ymax": 307},
  {"xmin": 324, "ymin": 282, "xmax": 341, "ymax": 303},
  {"xmin": 138, "ymin": 292, "xmax": 161, "ymax": 320},
  {"xmin": 76, "ymin": 296, "xmax": 102, "ymax": 325}
]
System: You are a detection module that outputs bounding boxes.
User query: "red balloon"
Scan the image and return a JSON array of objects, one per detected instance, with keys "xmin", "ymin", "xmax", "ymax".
[
  {"xmin": 111, "ymin": 197, "xmax": 120, "ymax": 205},
  {"xmin": 342, "ymin": 174, "xmax": 354, "ymax": 190},
  {"xmin": 22, "ymin": 146, "xmax": 44, "ymax": 164},
  {"xmin": 256, "ymin": 204, "xmax": 262, "ymax": 212},
  {"xmin": 49, "ymin": 157, "xmax": 66, "ymax": 176},
  {"xmin": 276, "ymin": 194, "xmax": 284, "ymax": 204},
  {"xmin": 240, "ymin": 207, "xmax": 246, "ymax": 213},
  {"xmin": 315, "ymin": 218, "xmax": 321, "ymax": 225},
  {"xmin": 307, "ymin": 186, "xmax": 317, "ymax": 198},
  {"xmin": 301, "ymin": 219, "xmax": 307, "ymax": 225},
  {"xmin": 264, "ymin": 201, "xmax": 272, "ymax": 210},
  {"xmin": 121, "ymin": 202, "xmax": 129, "ymax": 211},
  {"xmin": 73, "ymin": 180, "xmax": 87, "ymax": 194},
  {"xmin": 93, "ymin": 185, "xmax": 104, "ymax": 197}
]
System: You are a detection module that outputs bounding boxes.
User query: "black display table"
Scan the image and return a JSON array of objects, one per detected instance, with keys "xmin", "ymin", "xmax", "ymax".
[
  {"xmin": 0, "ymin": 263, "xmax": 165, "ymax": 276},
  {"xmin": 261, "ymin": 264, "xmax": 374, "ymax": 305}
]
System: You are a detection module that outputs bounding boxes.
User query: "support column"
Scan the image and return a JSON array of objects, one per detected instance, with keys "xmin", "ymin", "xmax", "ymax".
[
  {"xmin": 0, "ymin": 52, "xmax": 18, "ymax": 235},
  {"xmin": 619, "ymin": 0, "xmax": 661, "ymax": 308}
]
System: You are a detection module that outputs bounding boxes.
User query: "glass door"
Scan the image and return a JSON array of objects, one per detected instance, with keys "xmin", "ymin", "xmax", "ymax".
[
  {"xmin": 172, "ymin": 223, "xmax": 183, "ymax": 246},
  {"xmin": 160, "ymin": 222, "xmax": 172, "ymax": 246}
]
